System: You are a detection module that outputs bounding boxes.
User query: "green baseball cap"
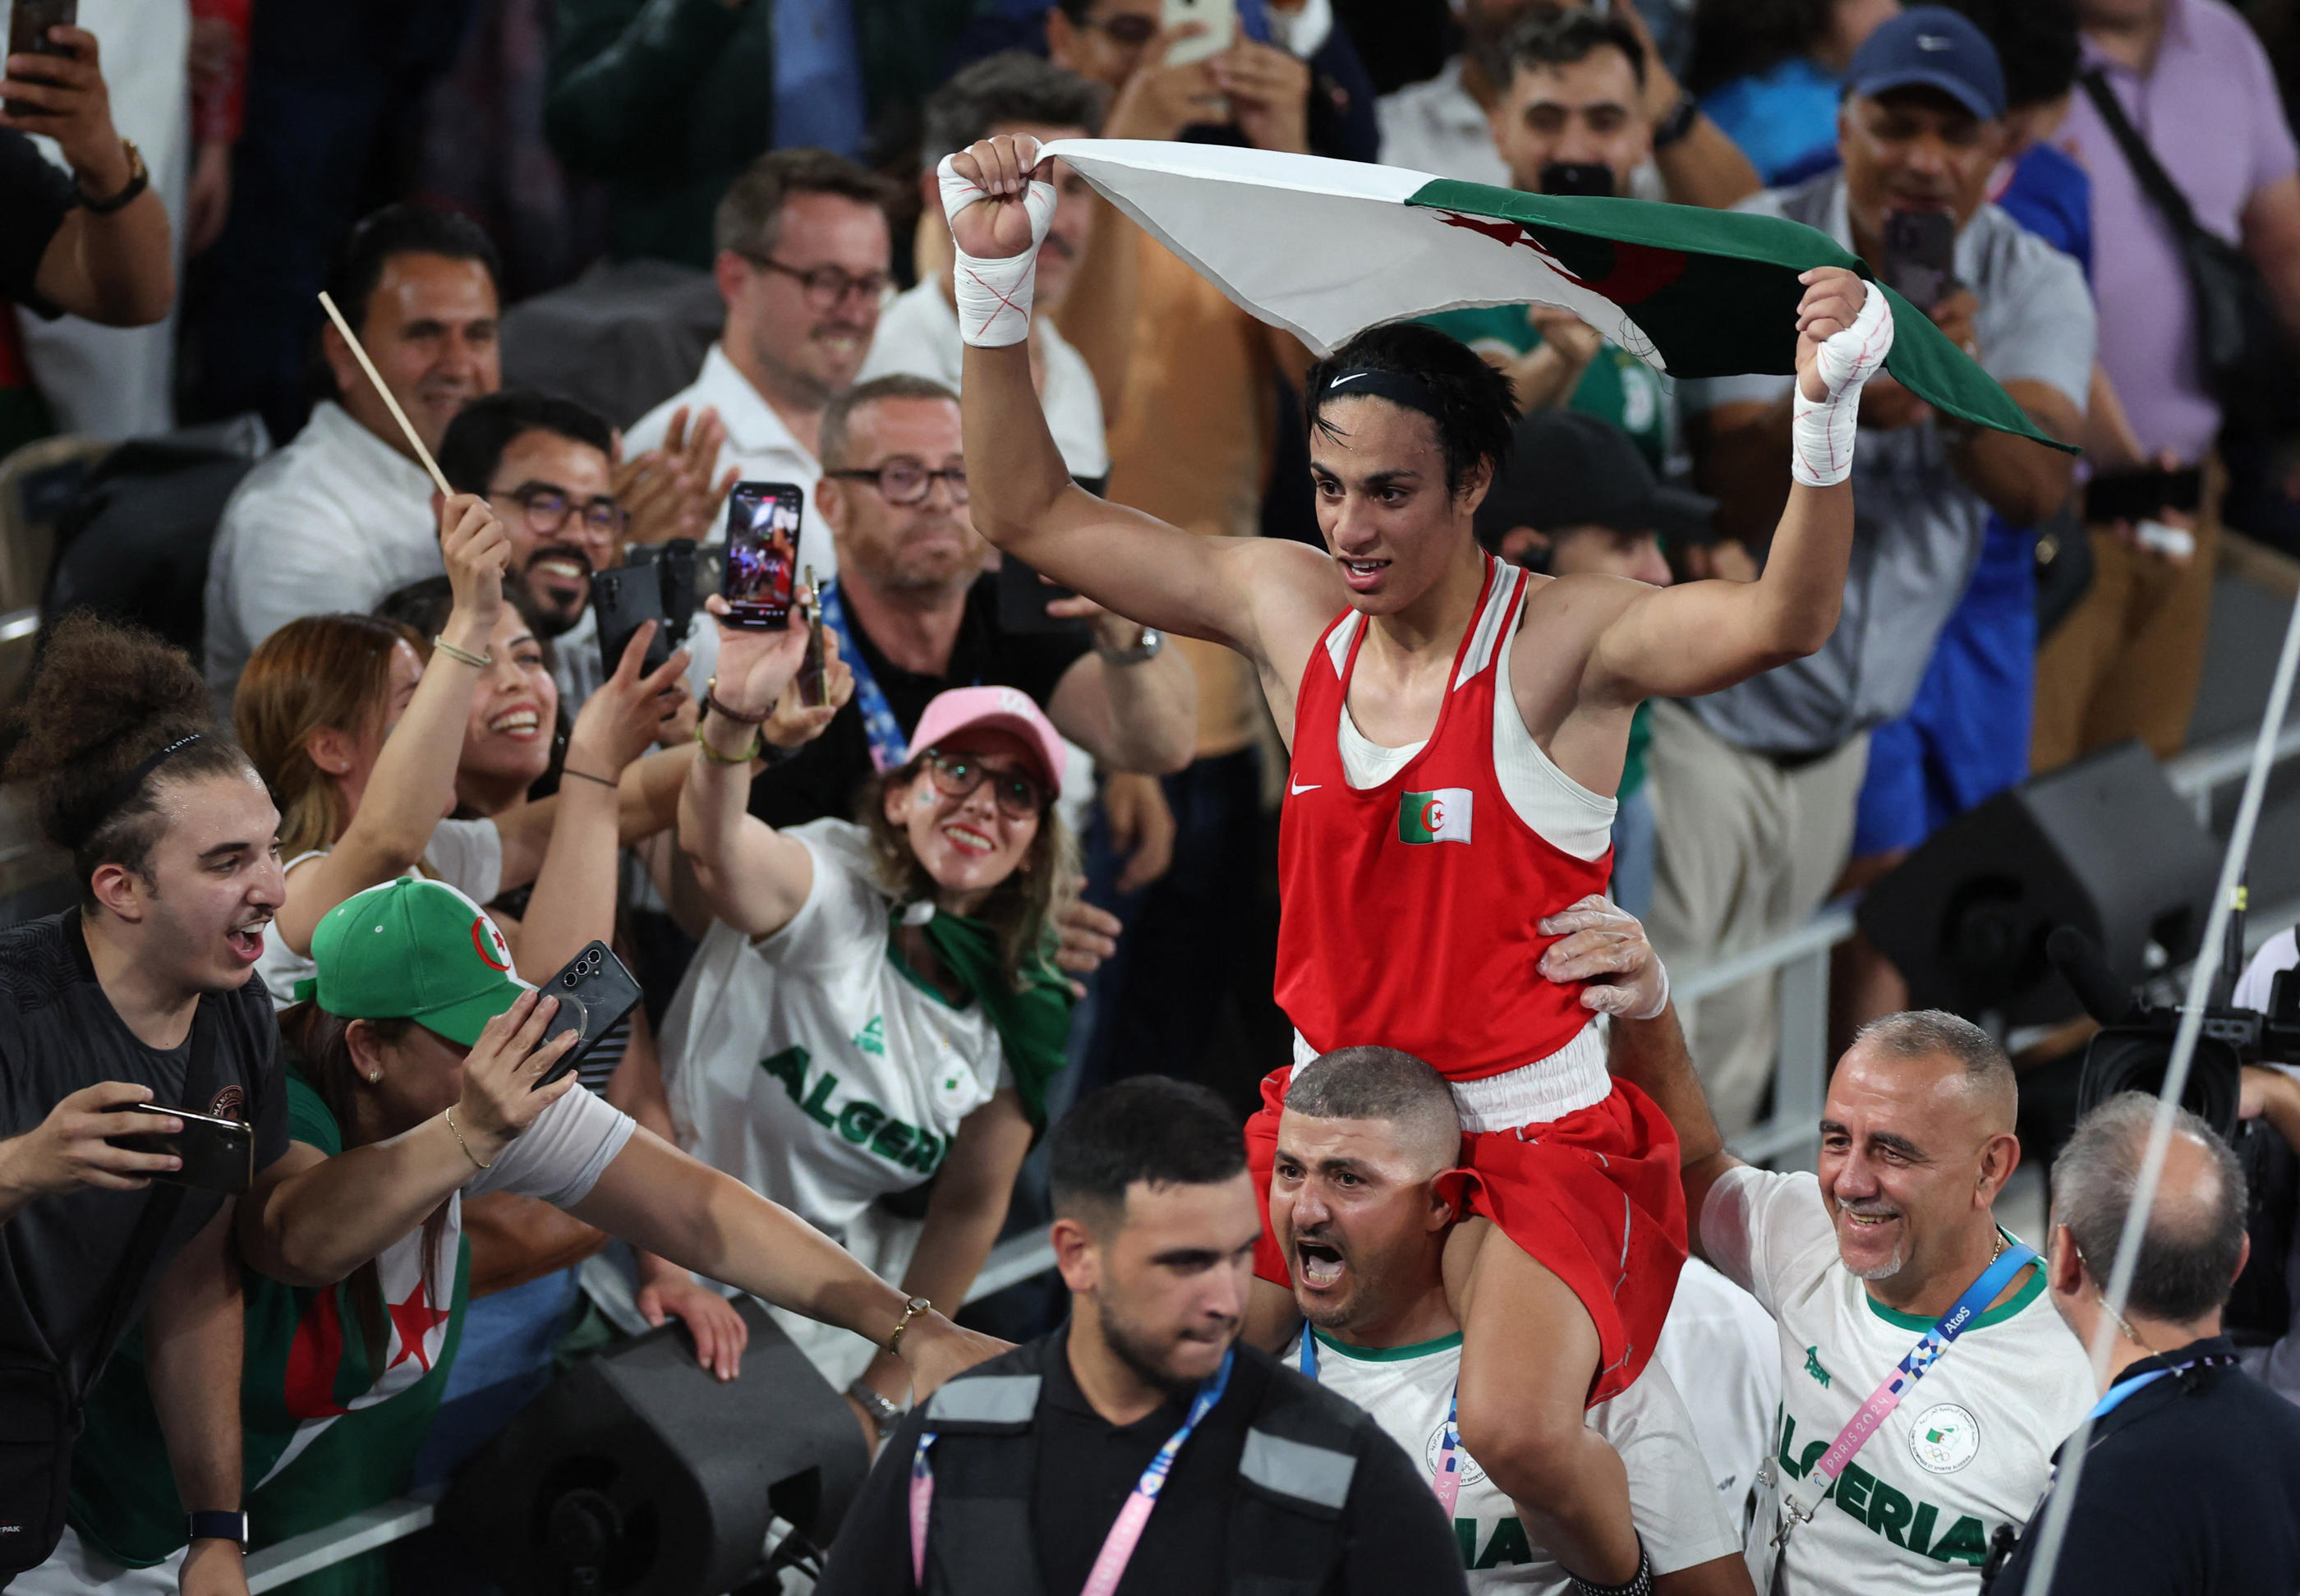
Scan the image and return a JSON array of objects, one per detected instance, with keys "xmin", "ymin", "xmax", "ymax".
[{"xmin": 292, "ymin": 877, "xmax": 532, "ymax": 1047}]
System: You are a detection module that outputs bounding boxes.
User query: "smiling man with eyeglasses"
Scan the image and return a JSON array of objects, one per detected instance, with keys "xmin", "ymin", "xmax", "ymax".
[
  {"xmin": 439, "ymin": 390, "xmax": 645, "ymax": 710},
  {"xmin": 628, "ymin": 148, "xmax": 903, "ymax": 587}
]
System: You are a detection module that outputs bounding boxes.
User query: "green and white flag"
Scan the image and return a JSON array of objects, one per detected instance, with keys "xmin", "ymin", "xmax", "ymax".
[
  {"xmin": 1400, "ymin": 789, "xmax": 1474, "ymax": 845},
  {"xmin": 1037, "ymin": 140, "xmax": 2072, "ymax": 453}
]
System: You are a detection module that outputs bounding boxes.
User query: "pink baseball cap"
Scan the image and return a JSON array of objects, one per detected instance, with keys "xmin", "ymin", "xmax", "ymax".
[{"xmin": 908, "ymin": 686, "xmax": 1067, "ymax": 798}]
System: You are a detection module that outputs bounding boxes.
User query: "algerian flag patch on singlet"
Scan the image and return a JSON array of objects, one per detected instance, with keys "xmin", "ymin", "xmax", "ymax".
[{"xmin": 1400, "ymin": 789, "xmax": 1472, "ymax": 844}]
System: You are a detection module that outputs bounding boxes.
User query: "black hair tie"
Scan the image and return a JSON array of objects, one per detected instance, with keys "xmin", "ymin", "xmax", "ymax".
[{"xmin": 90, "ymin": 733, "xmax": 207, "ymax": 831}]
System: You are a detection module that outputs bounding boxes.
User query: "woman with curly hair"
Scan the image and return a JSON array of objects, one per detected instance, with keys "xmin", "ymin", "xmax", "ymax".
[
  {"xmin": 0, "ymin": 611, "xmax": 286, "ymax": 1591},
  {"xmin": 641, "ymin": 594, "xmax": 1073, "ymax": 1433}
]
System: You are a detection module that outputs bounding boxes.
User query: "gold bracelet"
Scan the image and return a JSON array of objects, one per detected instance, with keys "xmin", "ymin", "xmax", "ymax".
[
  {"xmin": 693, "ymin": 718, "xmax": 763, "ymax": 766},
  {"xmin": 433, "ymin": 635, "xmax": 492, "ymax": 670},
  {"xmin": 443, "ymin": 1106, "xmax": 493, "ymax": 1171}
]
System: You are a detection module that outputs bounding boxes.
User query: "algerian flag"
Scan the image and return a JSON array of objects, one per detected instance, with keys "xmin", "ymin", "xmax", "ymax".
[
  {"xmin": 1037, "ymin": 140, "xmax": 2072, "ymax": 453},
  {"xmin": 1400, "ymin": 789, "xmax": 1473, "ymax": 845}
]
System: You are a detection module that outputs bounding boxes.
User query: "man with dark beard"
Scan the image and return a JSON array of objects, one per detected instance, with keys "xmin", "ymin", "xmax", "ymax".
[
  {"xmin": 815, "ymin": 1074, "xmax": 1465, "ymax": 1595},
  {"xmin": 438, "ymin": 389, "xmax": 698, "ymax": 715}
]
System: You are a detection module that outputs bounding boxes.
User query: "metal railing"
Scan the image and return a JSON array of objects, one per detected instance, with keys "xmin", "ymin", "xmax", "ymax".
[{"xmin": 239, "ymin": 723, "xmax": 2298, "ymax": 1590}]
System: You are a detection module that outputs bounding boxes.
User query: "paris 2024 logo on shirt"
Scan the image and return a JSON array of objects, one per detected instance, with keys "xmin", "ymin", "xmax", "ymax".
[{"xmin": 1908, "ymin": 1403, "xmax": 1981, "ymax": 1474}]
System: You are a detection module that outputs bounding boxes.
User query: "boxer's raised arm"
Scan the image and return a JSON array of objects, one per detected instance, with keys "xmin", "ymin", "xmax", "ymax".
[
  {"xmin": 1581, "ymin": 269, "xmax": 1889, "ymax": 704},
  {"xmin": 951, "ymin": 135, "xmax": 1336, "ymax": 675}
]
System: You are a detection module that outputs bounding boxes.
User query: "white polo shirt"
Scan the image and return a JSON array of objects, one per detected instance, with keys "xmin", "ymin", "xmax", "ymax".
[
  {"xmin": 624, "ymin": 342, "xmax": 835, "ymax": 581},
  {"xmin": 1703, "ymin": 1168, "xmax": 2094, "ymax": 1596},
  {"xmin": 203, "ymin": 401, "xmax": 442, "ymax": 715},
  {"xmin": 1284, "ymin": 1326, "xmax": 1740, "ymax": 1591}
]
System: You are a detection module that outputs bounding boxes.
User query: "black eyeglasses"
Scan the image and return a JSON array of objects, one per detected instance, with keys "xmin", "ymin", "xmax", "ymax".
[
  {"xmin": 921, "ymin": 751, "xmax": 1046, "ymax": 817},
  {"xmin": 740, "ymin": 254, "xmax": 892, "ymax": 310},
  {"xmin": 493, "ymin": 481, "xmax": 625, "ymax": 539},
  {"xmin": 826, "ymin": 459, "xmax": 969, "ymax": 507}
]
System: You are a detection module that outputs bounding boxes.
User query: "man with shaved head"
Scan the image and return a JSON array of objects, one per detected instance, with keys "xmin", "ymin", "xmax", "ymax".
[
  {"xmin": 1270, "ymin": 1045, "xmax": 1750, "ymax": 1594},
  {"xmin": 1615, "ymin": 1002, "xmax": 2094, "ymax": 1595},
  {"xmin": 1985, "ymin": 1096, "xmax": 2300, "ymax": 1594}
]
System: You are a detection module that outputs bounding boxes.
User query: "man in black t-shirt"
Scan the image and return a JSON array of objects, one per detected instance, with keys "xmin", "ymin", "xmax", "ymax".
[
  {"xmin": 817, "ymin": 1077, "xmax": 1466, "ymax": 1596},
  {"xmin": 0, "ymin": 618, "xmax": 294, "ymax": 1594},
  {"xmin": 746, "ymin": 373, "xmax": 1196, "ymax": 832}
]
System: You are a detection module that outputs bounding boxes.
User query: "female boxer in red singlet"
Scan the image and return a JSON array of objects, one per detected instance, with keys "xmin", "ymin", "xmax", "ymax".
[{"xmin": 943, "ymin": 131, "xmax": 1893, "ymax": 1592}]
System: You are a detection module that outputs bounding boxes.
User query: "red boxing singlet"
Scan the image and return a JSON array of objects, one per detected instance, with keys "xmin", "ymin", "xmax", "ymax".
[
  {"xmin": 1255, "ymin": 558, "xmax": 1685, "ymax": 1405},
  {"xmin": 1274, "ymin": 558, "xmax": 1614, "ymax": 1080}
]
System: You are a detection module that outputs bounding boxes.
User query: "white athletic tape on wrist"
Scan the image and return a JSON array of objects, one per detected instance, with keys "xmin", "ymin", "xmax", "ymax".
[
  {"xmin": 936, "ymin": 154, "xmax": 1057, "ymax": 349},
  {"xmin": 1790, "ymin": 284, "xmax": 1895, "ymax": 489}
]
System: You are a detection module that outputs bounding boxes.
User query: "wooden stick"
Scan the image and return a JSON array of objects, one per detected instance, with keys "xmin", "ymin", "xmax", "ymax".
[{"xmin": 316, "ymin": 290, "xmax": 453, "ymax": 499}]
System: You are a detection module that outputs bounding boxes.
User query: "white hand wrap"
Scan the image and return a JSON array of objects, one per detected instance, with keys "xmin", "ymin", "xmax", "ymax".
[
  {"xmin": 1789, "ymin": 283, "xmax": 1896, "ymax": 488},
  {"xmin": 936, "ymin": 154, "xmax": 1058, "ymax": 350}
]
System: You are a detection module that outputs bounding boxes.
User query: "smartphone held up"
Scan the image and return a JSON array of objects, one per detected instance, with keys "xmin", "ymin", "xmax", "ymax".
[
  {"xmin": 6, "ymin": 0, "xmax": 79, "ymax": 118},
  {"xmin": 723, "ymin": 481, "xmax": 804, "ymax": 631}
]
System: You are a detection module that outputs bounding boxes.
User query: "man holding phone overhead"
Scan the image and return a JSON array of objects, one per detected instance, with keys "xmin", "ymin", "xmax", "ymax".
[{"xmin": 1662, "ymin": 7, "xmax": 2094, "ymax": 1134}]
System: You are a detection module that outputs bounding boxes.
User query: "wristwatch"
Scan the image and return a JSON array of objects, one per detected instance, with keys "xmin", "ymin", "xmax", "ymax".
[
  {"xmin": 1653, "ymin": 92, "xmax": 1700, "ymax": 150},
  {"xmin": 1095, "ymin": 627, "xmax": 1164, "ymax": 666},
  {"xmin": 79, "ymin": 138, "xmax": 149, "ymax": 214},
  {"xmin": 847, "ymin": 1378, "xmax": 904, "ymax": 1432},
  {"xmin": 886, "ymin": 1295, "xmax": 933, "ymax": 1355},
  {"xmin": 185, "ymin": 1511, "xmax": 249, "ymax": 1548}
]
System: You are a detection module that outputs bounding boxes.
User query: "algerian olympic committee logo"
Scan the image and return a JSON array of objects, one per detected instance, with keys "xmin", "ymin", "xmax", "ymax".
[{"xmin": 1908, "ymin": 1403, "xmax": 1980, "ymax": 1474}]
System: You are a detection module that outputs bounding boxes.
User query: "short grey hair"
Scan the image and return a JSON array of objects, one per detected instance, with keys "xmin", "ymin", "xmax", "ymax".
[
  {"xmin": 2052, "ymin": 1092, "xmax": 2248, "ymax": 1322},
  {"xmin": 1286, "ymin": 1046, "xmax": 1461, "ymax": 1173},
  {"xmin": 921, "ymin": 51, "xmax": 1106, "ymax": 172},
  {"xmin": 713, "ymin": 147, "xmax": 898, "ymax": 262},
  {"xmin": 1852, "ymin": 1010, "xmax": 2017, "ymax": 1117},
  {"xmin": 818, "ymin": 373, "xmax": 959, "ymax": 471}
]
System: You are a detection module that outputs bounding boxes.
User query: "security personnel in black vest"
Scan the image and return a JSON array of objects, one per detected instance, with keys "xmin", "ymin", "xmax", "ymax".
[{"xmin": 816, "ymin": 1076, "xmax": 1466, "ymax": 1596}]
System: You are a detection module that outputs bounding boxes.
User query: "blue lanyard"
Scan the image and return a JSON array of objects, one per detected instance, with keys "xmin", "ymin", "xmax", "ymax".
[
  {"xmin": 2087, "ymin": 1355, "xmax": 2238, "ymax": 1421},
  {"xmin": 1297, "ymin": 1332, "xmax": 1465, "ymax": 1509},
  {"xmin": 817, "ymin": 577, "xmax": 908, "ymax": 773},
  {"xmin": 911, "ymin": 1346, "xmax": 1235, "ymax": 1590}
]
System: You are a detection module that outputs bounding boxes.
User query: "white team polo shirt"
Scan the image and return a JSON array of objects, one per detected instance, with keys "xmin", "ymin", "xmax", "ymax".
[
  {"xmin": 1703, "ymin": 1168, "xmax": 2094, "ymax": 1595},
  {"xmin": 656, "ymin": 818, "xmax": 1009, "ymax": 1243},
  {"xmin": 1284, "ymin": 1327, "xmax": 1740, "ymax": 1591}
]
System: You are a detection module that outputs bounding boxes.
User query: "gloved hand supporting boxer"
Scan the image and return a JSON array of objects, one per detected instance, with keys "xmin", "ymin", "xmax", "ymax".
[{"xmin": 938, "ymin": 136, "xmax": 1060, "ymax": 350}]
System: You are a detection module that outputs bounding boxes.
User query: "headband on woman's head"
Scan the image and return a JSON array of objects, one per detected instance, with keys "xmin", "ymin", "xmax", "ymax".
[
  {"xmin": 1310, "ymin": 367, "xmax": 1449, "ymax": 427},
  {"xmin": 92, "ymin": 733, "xmax": 208, "ymax": 830}
]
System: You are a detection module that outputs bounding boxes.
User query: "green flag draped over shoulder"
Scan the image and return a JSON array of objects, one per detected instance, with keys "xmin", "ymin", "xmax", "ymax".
[{"xmin": 1036, "ymin": 140, "xmax": 2074, "ymax": 454}]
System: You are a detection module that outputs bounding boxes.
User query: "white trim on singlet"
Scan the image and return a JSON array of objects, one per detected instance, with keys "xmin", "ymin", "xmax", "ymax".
[
  {"xmin": 1453, "ymin": 561, "xmax": 1522, "ymax": 690},
  {"xmin": 1293, "ymin": 1017, "xmax": 1611, "ymax": 1127},
  {"xmin": 1323, "ymin": 610, "xmax": 1364, "ymax": 676}
]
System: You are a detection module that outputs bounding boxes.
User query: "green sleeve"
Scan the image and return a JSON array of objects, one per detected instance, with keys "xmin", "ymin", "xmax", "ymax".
[
  {"xmin": 545, "ymin": 0, "xmax": 749, "ymax": 181},
  {"xmin": 286, "ymin": 1071, "xmax": 345, "ymax": 1157}
]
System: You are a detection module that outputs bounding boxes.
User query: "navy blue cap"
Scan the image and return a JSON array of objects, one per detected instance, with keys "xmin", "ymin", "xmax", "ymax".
[{"xmin": 1846, "ymin": 7, "xmax": 2007, "ymax": 123}]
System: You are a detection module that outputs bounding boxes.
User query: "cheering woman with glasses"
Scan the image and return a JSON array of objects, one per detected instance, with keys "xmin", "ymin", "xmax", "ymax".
[{"xmin": 638, "ymin": 589, "xmax": 1075, "ymax": 1437}]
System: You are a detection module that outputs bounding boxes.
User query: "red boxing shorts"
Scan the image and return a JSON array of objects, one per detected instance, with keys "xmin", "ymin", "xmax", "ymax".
[{"xmin": 1245, "ymin": 1065, "xmax": 1687, "ymax": 1407}]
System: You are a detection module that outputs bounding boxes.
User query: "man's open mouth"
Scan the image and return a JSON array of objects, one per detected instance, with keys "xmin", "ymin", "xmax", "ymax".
[{"xmin": 1295, "ymin": 1240, "xmax": 1346, "ymax": 1288}]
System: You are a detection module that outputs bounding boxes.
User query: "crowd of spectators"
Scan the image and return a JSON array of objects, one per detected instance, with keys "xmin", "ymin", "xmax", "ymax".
[{"xmin": 4, "ymin": 0, "xmax": 2300, "ymax": 1593}]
